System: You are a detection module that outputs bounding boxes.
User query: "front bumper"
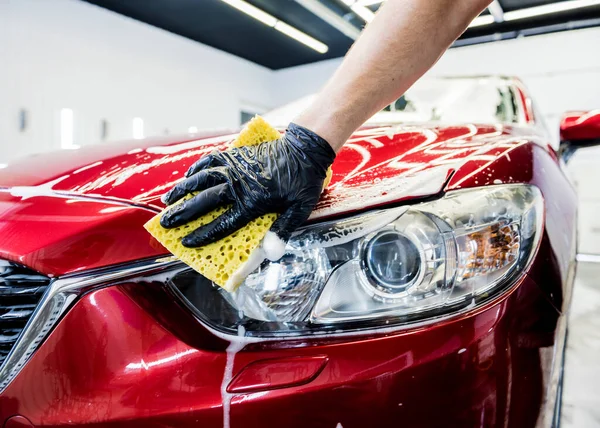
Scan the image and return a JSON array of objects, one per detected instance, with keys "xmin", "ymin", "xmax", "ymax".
[{"xmin": 0, "ymin": 268, "xmax": 562, "ymax": 428}]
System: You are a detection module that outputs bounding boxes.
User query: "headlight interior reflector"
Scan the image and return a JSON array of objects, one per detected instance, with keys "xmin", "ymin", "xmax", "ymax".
[{"xmin": 169, "ymin": 185, "xmax": 543, "ymax": 336}]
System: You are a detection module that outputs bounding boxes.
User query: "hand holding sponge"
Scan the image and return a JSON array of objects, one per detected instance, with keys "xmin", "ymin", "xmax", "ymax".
[{"xmin": 144, "ymin": 117, "xmax": 333, "ymax": 292}]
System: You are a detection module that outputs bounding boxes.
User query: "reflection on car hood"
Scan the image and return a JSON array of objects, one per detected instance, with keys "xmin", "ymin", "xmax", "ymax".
[{"xmin": 0, "ymin": 123, "xmax": 538, "ymax": 220}]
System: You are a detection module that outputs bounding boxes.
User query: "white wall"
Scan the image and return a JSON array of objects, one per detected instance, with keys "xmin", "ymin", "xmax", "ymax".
[
  {"xmin": 0, "ymin": 0, "xmax": 275, "ymax": 163},
  {"xmin": 3, "ymin": 0, "xmax": 599, "ymax": 168},
  {"xmin": 271, "ymin": 27, "xmax": 600, "ymax": 141}
]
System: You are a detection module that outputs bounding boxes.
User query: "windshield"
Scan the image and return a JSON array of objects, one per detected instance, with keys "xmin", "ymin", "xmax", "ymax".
[{"xmin": 264, "ymin": 77, "xmax": 520, "ymax": 126}]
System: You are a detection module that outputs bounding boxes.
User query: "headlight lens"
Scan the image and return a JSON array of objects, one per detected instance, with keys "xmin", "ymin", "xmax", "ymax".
[
  {"xmin": 169, "ymin": 185, "xmax": 543, "ymax": 336},
  {"xmin": 364, "ymin": 230, "xmax": 422, "ymax": 292}
]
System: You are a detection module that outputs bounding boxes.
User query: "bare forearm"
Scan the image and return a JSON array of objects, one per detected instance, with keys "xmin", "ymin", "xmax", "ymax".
[{"xmin": 294, "ymin": 0, "xmax": 491, "ymax": 151}]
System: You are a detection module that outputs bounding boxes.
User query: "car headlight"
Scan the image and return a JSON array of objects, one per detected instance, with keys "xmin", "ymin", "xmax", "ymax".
[{"xmin": 170, "ymin": 184, "xmax": 543, "ymax": 336}]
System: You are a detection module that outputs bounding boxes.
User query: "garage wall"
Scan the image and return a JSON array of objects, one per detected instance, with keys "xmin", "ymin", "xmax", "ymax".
[
  {"xmin": 271, "ymin": 26, "xmax": 600, "ymax": 143},
  {"xmin": 0, "ymin": 0, "xmax": 274, "ymax": 163}
]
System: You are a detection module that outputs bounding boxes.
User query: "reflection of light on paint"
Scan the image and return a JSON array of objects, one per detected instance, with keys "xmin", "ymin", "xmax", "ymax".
[
  {"xmin": 188, "ymin": 126, "xmax": 198, "ymax": 134},
  {"xmin": 60, "ymin": 108, "xmax": 78, "ymax": 149},
  {"xmin": 98, "ymin": 206, "xmax": 130, "ymax": 214},
  {"xmin": 133, "ymin": 118, "xmax": 144, "ymax": 140},
  {"xmin": 73, "ymin": 161, "xmax": 103, "ymax": 174},
  {"xmin": 125, "ymin": 349, "xmax": 198, "ymax": 370}
]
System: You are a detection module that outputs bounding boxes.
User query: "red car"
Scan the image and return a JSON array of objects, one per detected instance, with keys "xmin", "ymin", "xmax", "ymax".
[{"xmin": 0, "ymin": 76, "xmax": 598, "ymax": 427}]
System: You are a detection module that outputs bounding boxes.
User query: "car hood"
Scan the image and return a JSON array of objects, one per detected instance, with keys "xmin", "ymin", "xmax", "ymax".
[{"xmin": 0, "ymin": 123, "xmax": 536, "ymax": 220}]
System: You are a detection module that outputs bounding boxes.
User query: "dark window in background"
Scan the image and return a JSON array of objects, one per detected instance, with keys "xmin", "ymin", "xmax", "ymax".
[
  {"xmin": 19, "ymin": 109, "xmax": 28, "ymax": 132},
  {"xmin": 241, "ymin": 110, "xmax": 258, "ymax": 125},
  {"xmin": 100, "ymin": 119, "xmax": 109, "ymax": 140}
]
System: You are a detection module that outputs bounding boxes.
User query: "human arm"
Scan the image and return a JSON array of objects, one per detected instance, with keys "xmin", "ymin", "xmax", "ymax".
[
  {"xmin": 161, "ymin": 0, "xmax": 492, "ymax": 254},
  {"xmin": 295, "ymin": 0, "xmax": 492, "ymax": 151}
]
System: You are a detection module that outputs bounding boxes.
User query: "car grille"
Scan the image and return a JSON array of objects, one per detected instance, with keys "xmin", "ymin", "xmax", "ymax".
[{"xmin": 0, "ymin": 260, "xmax": 51, "ymax": 367}]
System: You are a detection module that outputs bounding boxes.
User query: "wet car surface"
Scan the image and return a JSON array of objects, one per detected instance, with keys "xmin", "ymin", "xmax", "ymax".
[{"xmin": 0, "ymin": 77, "xmax": 577, "ymax": 427}]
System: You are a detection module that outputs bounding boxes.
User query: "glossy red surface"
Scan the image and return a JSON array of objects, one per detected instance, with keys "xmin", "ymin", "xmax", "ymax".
[
  {"xmin": 0, "ymin": 81, "xmax": 577, "ymax": 427},
  {"xmin": 227, "ymin": 356, "xmax": 328, "ymax": 393},
  {"xmin": 3, "ymin": 416, "xmax": 33, "ymax": 428},
  {"xmin": 0, "ymin": 192, "xmax": 159, "ymax": 276},
  {"xmin": 560, "ymin": 110, "xmax": 600, "ymax": 142},
  {"xmin": 0, "ymin": 123, "xmax": 539, "ymax": 222},
  {"xmin": 0, "ymin": 272, "xmax": 563, "ymax": 427}
]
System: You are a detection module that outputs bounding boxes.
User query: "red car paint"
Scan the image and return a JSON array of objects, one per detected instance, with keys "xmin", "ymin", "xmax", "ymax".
[
  {"xmin": 0, "ymin": 81, "xmax": 579, "ymax": 427},
  {"xmin": 560, "ymin": 110, "xmax": 600, "ymax": 142}
]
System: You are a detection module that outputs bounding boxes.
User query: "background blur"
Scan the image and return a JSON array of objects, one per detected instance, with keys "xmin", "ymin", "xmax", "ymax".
[{"xmin": 2, "ymin": 0, "xmax": 600, "ymax": 163}]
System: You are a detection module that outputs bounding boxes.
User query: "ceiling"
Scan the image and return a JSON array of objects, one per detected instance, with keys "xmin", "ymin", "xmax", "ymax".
[{"xmin": 82, "ymin": 0, "xmax": 600, "ymax": 69}]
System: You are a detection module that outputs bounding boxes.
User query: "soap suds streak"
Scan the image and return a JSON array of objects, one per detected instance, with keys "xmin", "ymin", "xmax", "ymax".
[
  {"xmin": 311, "ymin": 166, "xmax": 450, "ymax": 220},
  {"xmin": 72, "ymin": 161, "xmax": 103, "ymax": 174},
  {"xmin": 262, "ymin": 231, "xmax": 286, "ymax": 261},
  {"xmin": 221, "ymin": 325, "xmax": 246, "ymax": 428},
  {"xmin": 313, "ymin": 125, "xmax": 533, "ymax": 220}
]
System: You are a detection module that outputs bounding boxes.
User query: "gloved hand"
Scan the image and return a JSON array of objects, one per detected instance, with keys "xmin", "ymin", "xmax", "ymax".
[{"xmin": 160, "ymin": 123, "xmax": 336, "ymax": 259}]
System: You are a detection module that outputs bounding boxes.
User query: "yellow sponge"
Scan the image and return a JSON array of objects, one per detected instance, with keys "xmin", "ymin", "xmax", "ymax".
[
  {"xmin": 229, "ymin": 115, "xmax": 281, "ymax": 148},
  {"xmin": 144, "ymin": 116, "xmax": 331, "ymax": 292}
]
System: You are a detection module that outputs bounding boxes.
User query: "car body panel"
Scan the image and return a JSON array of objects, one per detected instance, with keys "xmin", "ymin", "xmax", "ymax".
[
  {"xmin": 0, "ymin": 192, "xmax": 159, "ymax": 276},
  {"xmin": 0, "ymin": 272, "xmax": 561, "ymax": 428},
  {"xmin": 1, "ymin": 123, "xmax": 543, "ymax": 221}
]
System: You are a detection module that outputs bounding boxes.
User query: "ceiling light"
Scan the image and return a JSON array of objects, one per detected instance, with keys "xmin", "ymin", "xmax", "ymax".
[
  {"xmin": 274, "ymin": 21, "xmax": 329, "ymax": 53},
  {"xmin": 504, "ymin": 0, "xmax": 600, "ymax": 21},
  {"xmin": 219, "ymin": 0, "xmax": 328, "ymax": 53},
  {"xmin": 351, "ymin": 4, "xmax": 375, "ymax": 22},
  {"xmin": 220, "ymin": 0, "xmax": 277, "ymax": 26},
  {"xmin": 342, "ymin": 0, "xmax": 376, "ymax": 22},
  {"xmin": 488, "ymin": 0, "xmax": 505, "ymax": 22},
  {"xmin": 295, "ymin": 0, "xmax": 361, "ymax": 40},
  {"xmin": 468, "ymin": 14, "xmax": 495, "ymax": 28},
  {"xmin": 357, "ymin": 0, "xmax": 497, "ymax": 28}
]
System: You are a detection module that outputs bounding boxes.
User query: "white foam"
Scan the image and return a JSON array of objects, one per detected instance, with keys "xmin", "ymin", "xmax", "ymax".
[
  {"xmin": 9, "ymin": 175, "xmax": 71, "ymax": 200},
  {"xmin": 72, "ymin": 161, "xmax": 103, "ymax": 174},
  {"xmin": 223, "ymin": 245, "xmax": 266, "ymax": 292},
  {"xmin": 262, "ymin": 231, "xmax": 286, "ymax": 261},
  {"xmin": 221, "ymin": 325, "xmax": 246, "ymax": 428}
]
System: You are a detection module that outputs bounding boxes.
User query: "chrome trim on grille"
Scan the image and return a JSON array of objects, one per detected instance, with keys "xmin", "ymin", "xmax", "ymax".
[
  {"xmin": 0, "ymin": 261, "xmax": 50, "ymax": 368},
  {"xmin": 0, "ymin": 258, "xmax": 184, "ymax": 393}
]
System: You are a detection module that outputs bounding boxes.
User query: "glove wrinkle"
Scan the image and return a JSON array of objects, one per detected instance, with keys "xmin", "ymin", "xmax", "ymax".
[{"xmin": 161, "ymin": 123, "xmax": 336, "ymax": 248}]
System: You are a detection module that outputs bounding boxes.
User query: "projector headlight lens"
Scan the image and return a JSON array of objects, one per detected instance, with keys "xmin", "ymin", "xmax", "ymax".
[
  {"xmin": 363, "ymin": 230, "xmax": 422, "ymax": 294},
  {"xmin": 168, "ymin": 184, "xmax": 543, "ymax": 336}
]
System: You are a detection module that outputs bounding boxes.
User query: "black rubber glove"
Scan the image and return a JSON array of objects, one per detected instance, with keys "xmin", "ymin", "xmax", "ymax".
[{"xmin": 160, "ymin": 123, "xmax": 336, "ymax": 256}]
